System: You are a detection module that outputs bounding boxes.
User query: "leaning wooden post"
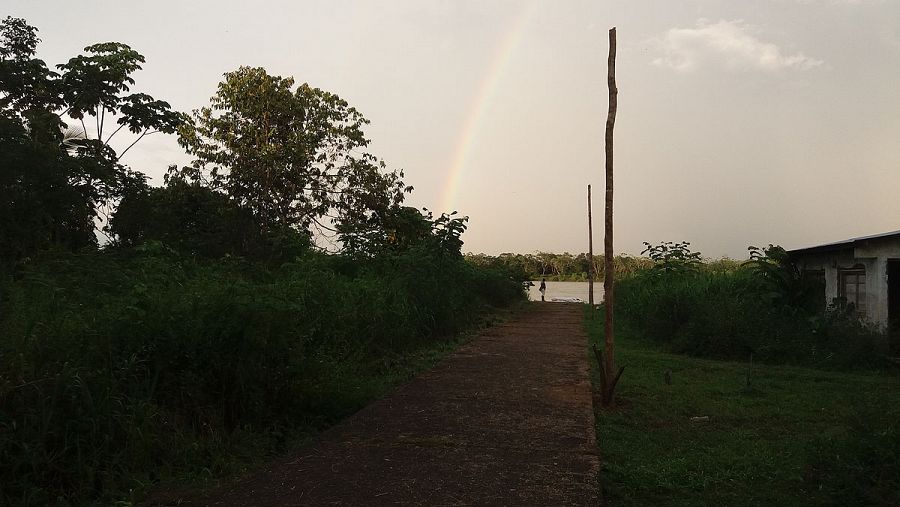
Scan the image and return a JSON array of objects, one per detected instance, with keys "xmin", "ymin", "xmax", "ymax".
[
  {"xmin": 602, "ymin": 26, "xmax": 624, "ymax": 406},
  {"xmin": 587, "ymin": 184, "xmax": 594, "ymax": 307}
]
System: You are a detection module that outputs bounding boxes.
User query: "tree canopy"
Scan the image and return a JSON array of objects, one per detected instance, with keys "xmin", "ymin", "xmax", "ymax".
[
  {"xmin": 177, "ymin": 66, "xmax": 411, "ymax": 238},
  {"xmin": 0, "ymin": 16, "xmax": 181, "ymax": 261},
  {"xmin": 2, "ymin": 19, "xmax": 449, "ymax": 263}
]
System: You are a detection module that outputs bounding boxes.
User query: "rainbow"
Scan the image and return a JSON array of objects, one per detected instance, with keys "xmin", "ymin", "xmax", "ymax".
[{"xmin": 439, "ymin": 1, "xmax": 539, "ymax": 213}]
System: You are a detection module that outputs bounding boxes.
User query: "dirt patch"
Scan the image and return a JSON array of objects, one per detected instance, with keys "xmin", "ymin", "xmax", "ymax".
[{"xmin": 150, "ymin": 303, "xmax": 598, "ymax": 506}]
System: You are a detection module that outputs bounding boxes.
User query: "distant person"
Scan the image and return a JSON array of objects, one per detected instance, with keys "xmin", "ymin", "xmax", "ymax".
[{"xmin": 539, "ymin": 278, "xmax": 546, "ymax": 302}]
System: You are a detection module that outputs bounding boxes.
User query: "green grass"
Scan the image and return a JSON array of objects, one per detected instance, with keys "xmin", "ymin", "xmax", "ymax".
[{"xmin": 586, "ymin": 309, "xmax": 900, "ymax": 506}]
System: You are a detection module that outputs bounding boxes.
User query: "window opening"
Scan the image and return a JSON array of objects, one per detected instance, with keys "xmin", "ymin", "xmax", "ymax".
[{"xmin": 839, "ymin": 268, "xmax": 867, "ymax": 316}]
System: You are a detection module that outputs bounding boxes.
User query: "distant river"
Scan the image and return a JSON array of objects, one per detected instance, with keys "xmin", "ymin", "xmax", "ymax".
[{"xmin": 527, "ymin": 281, "xmax": 604, "ymax": 303}]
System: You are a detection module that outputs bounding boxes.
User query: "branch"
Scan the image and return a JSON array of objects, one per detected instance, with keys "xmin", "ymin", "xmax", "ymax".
[
  {"xmin": 311, "ymin": 219, "xmax": 341, "ymax": 253},
  {"xmin": 312, "ymin": 216, "xmax": 338, "ymax": 233},
  {"xmin": 116, "ymin": 129, "xmax": 159, "ymax": 161},
  {"xmin": 99, "ymin": 106, "xmax": 106, "ymax": 141},
  {"xmin": 104, "ymin": 123, "xmax": 126, "ymax": 145},
  {"xmin": 94, "ymin": 205, "xmax": 115, "ymax": 243}
]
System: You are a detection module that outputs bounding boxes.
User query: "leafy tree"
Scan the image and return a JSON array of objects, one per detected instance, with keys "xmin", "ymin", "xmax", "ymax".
[
  {"xmin": 110, "ymin": 172, "xmax": 266, "ymax": 258},
  {"xmin": 0, "ymin": 120, "xmax": 94, "ymax": 260},
  {"xmin": 56, "ymin": 42, "xmax": 182, "ymax": 160},
  {"xmin": 641, "ymin": 241, "xmax": 702, "ymax": 274},
  {"xmin": 177, "ymin": 66, "xmax": 410, "ymax": 237},
  {"xmin": 744, "ymin": 244, "xmax": 822, "ymax": 313},
  {"xmin": 340, "ymin": 206, "xmax": 468, "ymax": 258},
  {"xmin": 339, "ymin": 205, "xmax": 430, "ymax": 256},
  {"xmin": 0, "ymin": 17, "xmax": 62, "ymax": 124},
  {"xmin": 0, "ymin": 17, "xmax": 181, "ymax": 260}
]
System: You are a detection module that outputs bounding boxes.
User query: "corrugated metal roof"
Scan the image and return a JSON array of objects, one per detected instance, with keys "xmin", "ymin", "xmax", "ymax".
[{"xmin": 788, "ymin": 229, "xmax": 900, "ymax": 255}]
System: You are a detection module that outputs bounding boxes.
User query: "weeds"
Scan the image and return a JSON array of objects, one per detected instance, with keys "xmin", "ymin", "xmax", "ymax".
[
  {"xmin": 615, "ymin": 243, "xmax": 884, "ymax": 369},
  {"xmin": 0, "ymin": 247, "xmax": 524, "ymax": 504}
]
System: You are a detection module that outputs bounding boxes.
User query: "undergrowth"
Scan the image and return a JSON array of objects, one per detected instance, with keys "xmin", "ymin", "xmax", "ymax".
[
  {"xmin": 0, "ymin": 246, "xmax": 524, "ymax": 505},
  {"xmin": 614, "ymin": 243, "xmax": 886, "ymax": 369}
]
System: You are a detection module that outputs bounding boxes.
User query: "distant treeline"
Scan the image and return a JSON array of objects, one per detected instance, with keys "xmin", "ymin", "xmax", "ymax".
[{"xmin": 465, "ymin": 252, "xmax": 741, "ymax": 281}]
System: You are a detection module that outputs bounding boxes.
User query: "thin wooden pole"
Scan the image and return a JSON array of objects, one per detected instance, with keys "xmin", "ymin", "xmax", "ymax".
[
  {"xmin": 588, "ymin": 184, "xmax": 594, "ymax": 307},
  {"xmin": 602, "ymin": 26, "xmax": 621, "ymax": 406}
]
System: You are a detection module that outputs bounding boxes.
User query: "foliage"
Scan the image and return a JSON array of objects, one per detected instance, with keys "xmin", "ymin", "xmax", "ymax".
[
  {"xmin": 641, "ymin": 241, "xmax": 702, "ymax": 274},
  {"xmin": 108, "ymin": 173, "xmax": 277, "ymax": 259},
  {"xmin": 177, "ymin": 66, "xmax": 410, "ymax": 236},
  {"xmin": 0, "ymin": 122, "xmax": 96, "ymax": 261},
  {"xmin": 465, "ymin": 248, "xmax": 740, "ymax": 283},
  {"xmin": 744, "ymin": 244, "xmax": 822, "ymax": 313},
  {"xmin": 0, "ymin": 17, "xmax": 181, "ymax": 262},
  {"xmin": 339, "ymin": 206, "xmax": 469, "ymax": 259},
  {"xmin": 0, "ymin": 248, "xmax": 524, "ymax": 505},
  {"xmin": 615, "ymin": 242, "xmax": 884, "ymax": 368},
  {"xmin": 0, "ymin": 17, "xmax": 528, "ymax": 506},
  {"xmin": 585, "ymin": 310, "xmax": 900, "ymax": 506},
  {"xmin": 464, "ymin": 251, "xmax": 656, "ymax": 281},
  {"xmin": 0, "ymin": 17, "xmax": 60, "ymax": 118}
]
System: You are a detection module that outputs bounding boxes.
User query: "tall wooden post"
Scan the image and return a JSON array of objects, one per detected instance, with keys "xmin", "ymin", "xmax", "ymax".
[
  {"xmin": 587, "ymin": 184, "xmax": 594, "ymax": 307},
  {"xmin": 601, "ymin": 26, "xmax": 623, "ymax": 406}
]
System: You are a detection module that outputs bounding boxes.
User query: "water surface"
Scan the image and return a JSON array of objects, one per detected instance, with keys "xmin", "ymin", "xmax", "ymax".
[{"xmin": 528, "ymin": 281, "xmax": 603, "ymax": 303}]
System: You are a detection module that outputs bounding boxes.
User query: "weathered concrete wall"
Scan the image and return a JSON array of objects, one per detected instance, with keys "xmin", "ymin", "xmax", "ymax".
[
  {"xmin": 854, "ymin": 239, "xmax": 900, "ymax": 329},
  {"xmin": 794, "ymin": 249, "xmax": 854, "ymax": 314},
  {"xmin": 793, "ymin": 237, "xmax": 900, "ymax": 330}
]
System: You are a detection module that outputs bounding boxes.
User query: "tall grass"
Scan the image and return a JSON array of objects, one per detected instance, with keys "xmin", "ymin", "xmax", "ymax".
[
  {"xmin": 615, "ymin": 268, "xmax": 884, "ymax": 369},
  {"xmin": 0, "ymin": 245, "xmax": 524, "ymax": 504}
]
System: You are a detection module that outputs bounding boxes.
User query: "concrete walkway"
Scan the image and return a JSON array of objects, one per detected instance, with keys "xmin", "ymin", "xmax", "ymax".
[{"xmin": 174, "ymin": 303, "xmax": 599, "ymax": 506}]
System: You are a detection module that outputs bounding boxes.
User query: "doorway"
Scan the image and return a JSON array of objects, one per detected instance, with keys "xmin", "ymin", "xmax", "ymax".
[{"xmin": 888, "ymin": 260, "xmax": 900, "ymax": 353}]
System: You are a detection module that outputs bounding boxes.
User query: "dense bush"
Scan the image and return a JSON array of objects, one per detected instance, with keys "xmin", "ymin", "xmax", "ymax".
[
  {"xmin": 0, "ymin": 246, "xmax": 524, "ymax": 504},
  {"xmin": 615, "ymin": 244, "xmax": 884, "ymax": 368},
  {"xmin": 109, "ymin": 177, "xmax": 267, "ymax": 258}
]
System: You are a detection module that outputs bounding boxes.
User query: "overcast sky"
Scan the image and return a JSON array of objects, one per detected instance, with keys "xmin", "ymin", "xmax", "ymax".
[{"xmin": 8, "ymin": 0, "xmax": 900, "ymax": 258}]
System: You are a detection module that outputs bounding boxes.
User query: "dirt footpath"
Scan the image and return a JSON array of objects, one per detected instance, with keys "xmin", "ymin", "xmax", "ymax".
[{"xmin": 169, "ymin": 303, "xmax": 599, "ymax": 506}]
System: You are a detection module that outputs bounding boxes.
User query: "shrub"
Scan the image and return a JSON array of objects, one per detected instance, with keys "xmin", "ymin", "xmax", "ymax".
[
  {"xmin": 0, "ymin": 246, "xmax": 523, "ymax": 504},
  {"xmin": 616, "ymin": 242, "xmax": 884, "ymax": 368}
]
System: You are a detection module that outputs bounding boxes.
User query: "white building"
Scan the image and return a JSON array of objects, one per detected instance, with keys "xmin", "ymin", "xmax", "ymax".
[{"xmin": 788, "ymin": 230, "xmax": 900, "ymax": 331}]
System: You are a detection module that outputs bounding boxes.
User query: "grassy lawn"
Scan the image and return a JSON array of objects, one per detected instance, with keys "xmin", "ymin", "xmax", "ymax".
[{"xmin": 585, "ymin": 309, "xmax": 900, "ymax": 506}]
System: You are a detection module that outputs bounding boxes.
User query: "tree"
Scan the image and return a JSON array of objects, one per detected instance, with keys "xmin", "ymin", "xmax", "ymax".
[
  {"xmin": 0, "ymin": 119, "xmax": 94, "ymax": 260},
  {"xmin": 642, "ymin": 241, "xmax": 702, "ymax": 274},
  {"xmin": 110, "ymin": 173, "xmax": 265, "ymax": 258},
  {"xmin": 177, "ymin": 66, "xmax": 410, "ymax": 238},
  {"xmin": 339, "ymin": 205, "xmax": 469, "ymax": 259},
  {"xmin": 0, "ymin": 17, "xmax": 181, "ymax": 260}
]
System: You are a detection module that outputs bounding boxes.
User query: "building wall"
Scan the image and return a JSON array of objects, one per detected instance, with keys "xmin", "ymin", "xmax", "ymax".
[
  {"xmin": 854, "ymin": 239, "xmax": 900, "ymax": 329},
  {"xmin": 793, "ymin": 249, "xmax": 854, "ymax": 313},
  {"xmin": 793, "ymin": 237, "xmax": 900, "ymax": 330}
]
